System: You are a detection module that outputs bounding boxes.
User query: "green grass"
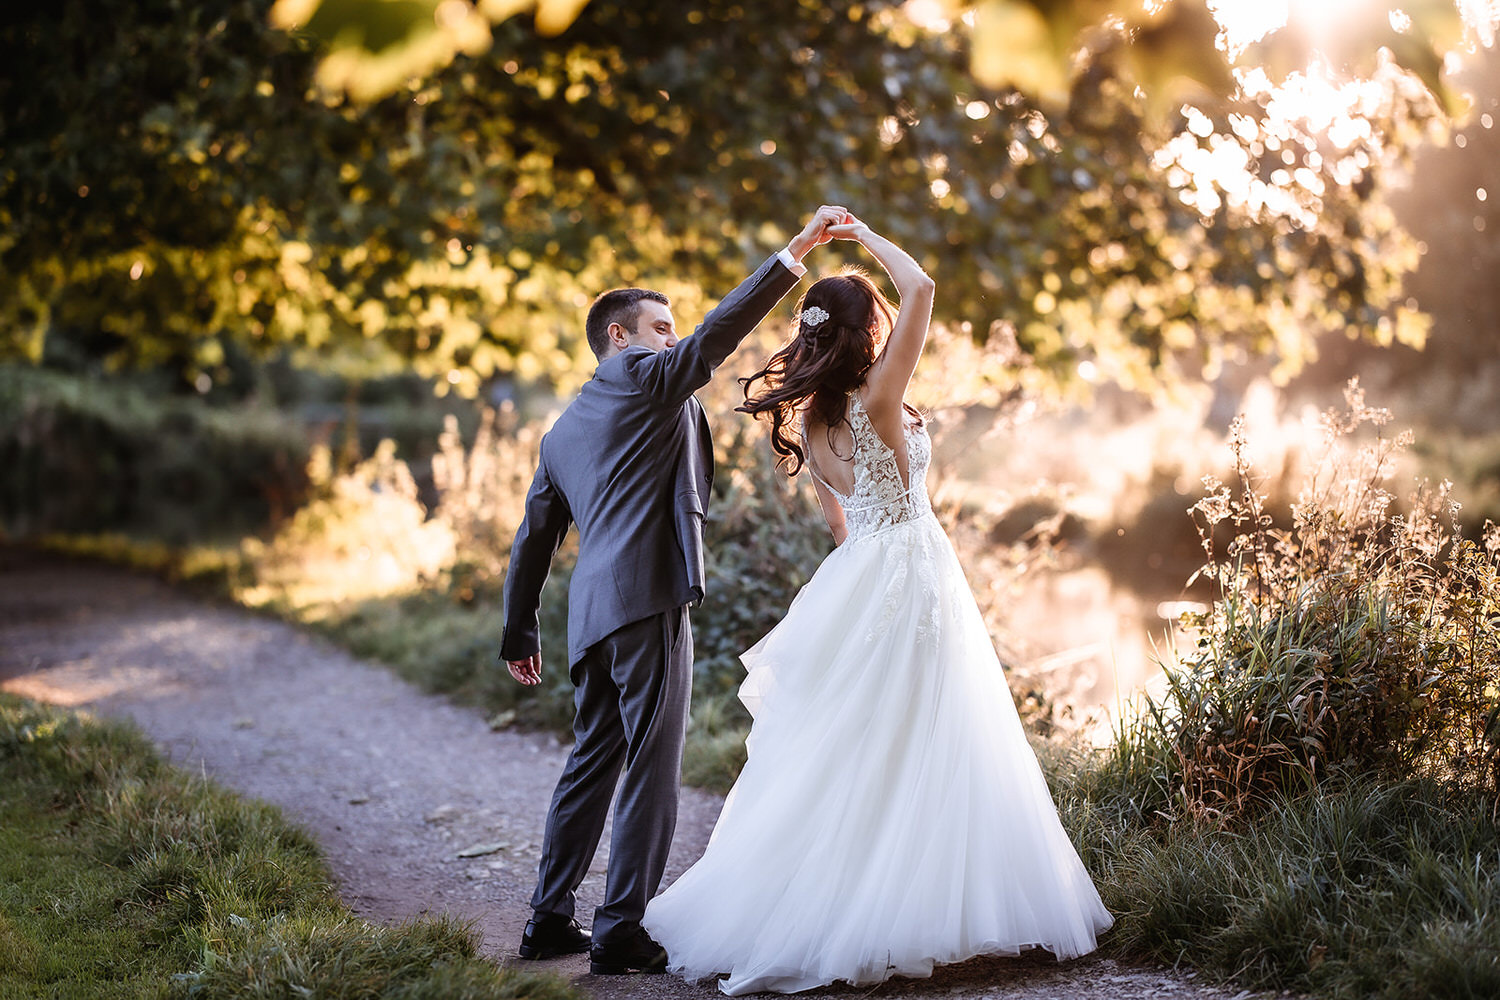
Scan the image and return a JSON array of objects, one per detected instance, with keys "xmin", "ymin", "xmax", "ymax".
[
  {"xmin": 1044, "ymin": 741, "xmax": 1500, "ymax": 1000},
  {"xmin": 0, "ymin": 693, "xmax": 581, "ymax": 1000}
]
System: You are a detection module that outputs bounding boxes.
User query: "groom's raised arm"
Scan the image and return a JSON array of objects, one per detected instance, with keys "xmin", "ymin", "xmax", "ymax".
[
  {"xmin": 622, "ymin": 252, "xmax": 802, "ymax": 406},
  {"xmin": 624, "ymin": 205, "xmax": 846, "ymax": 406}
]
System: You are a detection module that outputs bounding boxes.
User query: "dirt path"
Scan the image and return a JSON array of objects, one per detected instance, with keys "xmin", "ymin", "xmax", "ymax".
[{"xmin": 0, "ymin": 549, "xmax": 1264, "ymax": 1000}]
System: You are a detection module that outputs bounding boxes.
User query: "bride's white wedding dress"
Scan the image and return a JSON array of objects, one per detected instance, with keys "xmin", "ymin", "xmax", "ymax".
[{"xmin": 642, "ymin": 392, "xmax": 1113, "ymax": 995}]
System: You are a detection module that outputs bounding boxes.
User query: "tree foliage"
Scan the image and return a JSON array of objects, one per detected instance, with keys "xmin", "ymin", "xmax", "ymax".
[
  {"xmin": 273, "ymin": 0, "xmax": 1483, "ymax": 115},
  {"xmin": 962, "ymin": 0, "xmax": 1477, "ymax": 114},
  {"xmin": 0, "ymin": 0, "xmax": 1486, "ymax": 393}
]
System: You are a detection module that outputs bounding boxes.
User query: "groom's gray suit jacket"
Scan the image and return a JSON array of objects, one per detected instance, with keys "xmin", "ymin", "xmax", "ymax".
[{"xmin": 500, "ymin": 253, "xmax": 802, "ymax": 670}]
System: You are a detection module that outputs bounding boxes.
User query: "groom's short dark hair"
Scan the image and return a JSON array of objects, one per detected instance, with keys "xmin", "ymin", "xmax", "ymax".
[{"xmin": 586, "ymin": 288, "xmax": 670, "ymax": 360}]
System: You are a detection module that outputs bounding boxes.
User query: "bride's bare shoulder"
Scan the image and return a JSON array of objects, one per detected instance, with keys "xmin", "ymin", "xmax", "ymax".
[{"xmin": 803, "ymin": 403, "xmax": 854, "ymax": 456}]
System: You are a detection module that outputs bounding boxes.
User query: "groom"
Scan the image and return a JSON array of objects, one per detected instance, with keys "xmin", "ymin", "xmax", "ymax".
[{"xmin": 501, "ymin": 205, "xmax": 847, "ymax": 974}]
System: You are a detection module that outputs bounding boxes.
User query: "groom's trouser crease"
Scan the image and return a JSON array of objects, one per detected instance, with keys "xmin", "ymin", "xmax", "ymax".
[{"xmin": 531, "ymin": 607, "xmax": 692, "ymax": 945}]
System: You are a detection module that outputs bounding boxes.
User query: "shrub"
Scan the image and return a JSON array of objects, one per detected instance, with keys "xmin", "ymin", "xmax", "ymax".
[
  {"xmin": 0, "ymin": 365, "xmax": 309, "ymax": 542},
  {"xmin": 1115, "ymin": 379, "xmax": 1500, "ymax": 820},
  {"xmin": 430, "ymin": 401, "xmax": 553, "ymax": 593}
]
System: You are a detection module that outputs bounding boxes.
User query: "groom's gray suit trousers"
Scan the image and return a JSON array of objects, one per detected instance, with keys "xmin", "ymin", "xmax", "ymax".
[{"xmin": 531, "ymin": 606, "xmax": 693, "ymax": 945}]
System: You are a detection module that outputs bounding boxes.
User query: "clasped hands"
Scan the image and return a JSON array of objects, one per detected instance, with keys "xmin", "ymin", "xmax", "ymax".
[{"xmin": 787, "ymin": 205, "xmax": 870, "ymax": 260}]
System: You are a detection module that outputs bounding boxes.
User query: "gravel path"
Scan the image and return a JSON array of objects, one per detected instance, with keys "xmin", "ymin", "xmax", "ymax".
[{"xmin": 0, "ymin": 549, "xmax": 1267, "ymax": 1000}]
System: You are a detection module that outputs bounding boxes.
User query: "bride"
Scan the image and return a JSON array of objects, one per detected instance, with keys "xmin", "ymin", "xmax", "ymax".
[{"xmin": 641, "ymin": 215, "xmax": 1113, "ymax": 995}]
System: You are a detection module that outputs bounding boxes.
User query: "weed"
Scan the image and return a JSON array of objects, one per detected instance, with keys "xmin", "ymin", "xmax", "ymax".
[
  {"xmin": 1048, "ymin": 382, "xmax": 1500, "ymax": 998},
  {"xmin": 1117, "ymin": 380, "xmax": 1500, "ymax": 819}
]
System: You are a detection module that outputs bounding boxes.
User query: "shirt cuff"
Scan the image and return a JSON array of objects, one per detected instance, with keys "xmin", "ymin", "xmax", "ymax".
[{"xmin": 776, "ymin": 247, "xmax": 808, "ymax": 278}]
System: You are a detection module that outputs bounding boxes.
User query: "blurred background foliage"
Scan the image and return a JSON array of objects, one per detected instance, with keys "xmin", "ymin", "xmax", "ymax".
[{"xmin": 4, "ymin": 0, "xmax": 1491, "ymax": 396}]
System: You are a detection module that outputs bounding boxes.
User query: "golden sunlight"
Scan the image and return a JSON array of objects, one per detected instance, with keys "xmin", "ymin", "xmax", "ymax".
[
  {"xmin": 1215, "ymin": 0, "xmax": 1500, "ymax": 54},
  {"xmin": 1210, "ymin": 0, "xmax": 1393, "ymax": 52},
  {"xmin": 1209, "ymin": 0, "xmax": 1291, "ymax": 52},
  {"xmin": 1288, "ymin": 0, "xmax": 1389, "ymax": 41},
  {"xmin": 904, "ymin": 0, "xmax": 953, "ymax": 32}
]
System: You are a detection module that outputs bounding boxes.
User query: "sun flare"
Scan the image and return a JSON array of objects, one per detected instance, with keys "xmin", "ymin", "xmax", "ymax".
[
  {"xmin": 1209, "ymin": 0, "xmax": 1402, "ymax": 52},
  {"xmin": 1208, "ymin": 0, "xmax": 1291, "ymax": 53},
  {"xmin": 1214, "ymin": 0, "xmax": 1500, "ymax": 55}
]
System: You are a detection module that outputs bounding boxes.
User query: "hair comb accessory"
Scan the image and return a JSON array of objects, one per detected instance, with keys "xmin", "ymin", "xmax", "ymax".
[{"xmin": 800, "ymin": 305, "xmax": 830, "ymax": 328}]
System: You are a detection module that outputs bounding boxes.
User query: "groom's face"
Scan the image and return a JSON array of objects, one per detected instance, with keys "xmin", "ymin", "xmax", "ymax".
[{"xmin": 615, "ymin": 300, "xmax": 678, "ymax": 354}]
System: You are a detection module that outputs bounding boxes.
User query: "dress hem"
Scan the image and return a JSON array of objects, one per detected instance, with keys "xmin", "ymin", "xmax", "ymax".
[{"xmin": 666, "ymin": 937, "xmax": 1098, "ymax": 996}]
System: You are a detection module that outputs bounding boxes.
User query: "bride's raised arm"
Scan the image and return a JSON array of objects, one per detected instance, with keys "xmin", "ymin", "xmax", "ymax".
[{"xmin": 825, "ymin": 218, "xmax": 935, "ymax": 421}]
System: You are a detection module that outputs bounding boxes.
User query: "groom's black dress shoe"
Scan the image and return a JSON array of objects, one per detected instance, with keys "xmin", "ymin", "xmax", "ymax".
[
  {"xmin": 589, "ymin": 928, "xmax": 669, "ymax": 975},
  {"xmin": 518, "ymin": 915, "xmax": 591, "ymax": 960}
]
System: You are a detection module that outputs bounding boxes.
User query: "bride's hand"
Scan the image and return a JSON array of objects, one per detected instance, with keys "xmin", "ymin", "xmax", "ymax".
[{"xmin": 825, "ymin": 217, "xmax": 872, "ymax": 242}]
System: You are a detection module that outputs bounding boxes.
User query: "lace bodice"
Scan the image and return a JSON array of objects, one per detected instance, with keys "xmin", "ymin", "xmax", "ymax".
[{"xmin": 807, "ymin": 393, "xmax": 933, "ymax": 542}]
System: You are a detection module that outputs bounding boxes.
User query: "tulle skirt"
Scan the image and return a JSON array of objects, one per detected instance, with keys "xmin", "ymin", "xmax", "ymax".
[{"xmin": 642, "ymin": 514, "xmax": 1113, "ymax": 995}]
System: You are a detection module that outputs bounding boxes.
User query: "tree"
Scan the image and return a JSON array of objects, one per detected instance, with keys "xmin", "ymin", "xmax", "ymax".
[
  {"xmin": 271, "ymin": 1, "xmax": 1478, "ymax": 116},
  {"xmin": 0, "ymin": 1, "xmax": 1486, "ymax": 393}
]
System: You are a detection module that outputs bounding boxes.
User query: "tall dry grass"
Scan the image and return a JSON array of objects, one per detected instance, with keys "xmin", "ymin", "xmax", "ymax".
[
  {"xmin": 1043, "ymin": 380, "xmax": 1500, "ymax": 998},
  {"xmin": 1106, "ymin": 379, "xmax": 1500, "ymax": 822}
]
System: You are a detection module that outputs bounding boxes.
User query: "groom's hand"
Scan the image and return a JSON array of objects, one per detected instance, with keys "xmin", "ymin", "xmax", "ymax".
[
  {"xmin": 786, "ymin": 205, "xmax": 851, "ymax": 261},
  {"xmin": 507, "ymin": 652, "xmax": 542, "ymax": 686}
]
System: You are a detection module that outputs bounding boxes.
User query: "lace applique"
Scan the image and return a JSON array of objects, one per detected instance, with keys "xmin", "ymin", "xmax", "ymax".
[
  {"xmin": 858, "ymin": 530, "xmax": 948, "ymax": 650},
  {"xmin": 813, "ymin": 392, "xmax": 933, "ymax": 543},
  {"xmin": 804, "ymin": 393, "xmax": 939, "ymax": 644}
]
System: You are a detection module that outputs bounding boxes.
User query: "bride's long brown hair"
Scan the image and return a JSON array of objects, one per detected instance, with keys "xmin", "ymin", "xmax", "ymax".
[{"xmin": 738, "ymin": 271, "xmax": 898, "ymax": 475}]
